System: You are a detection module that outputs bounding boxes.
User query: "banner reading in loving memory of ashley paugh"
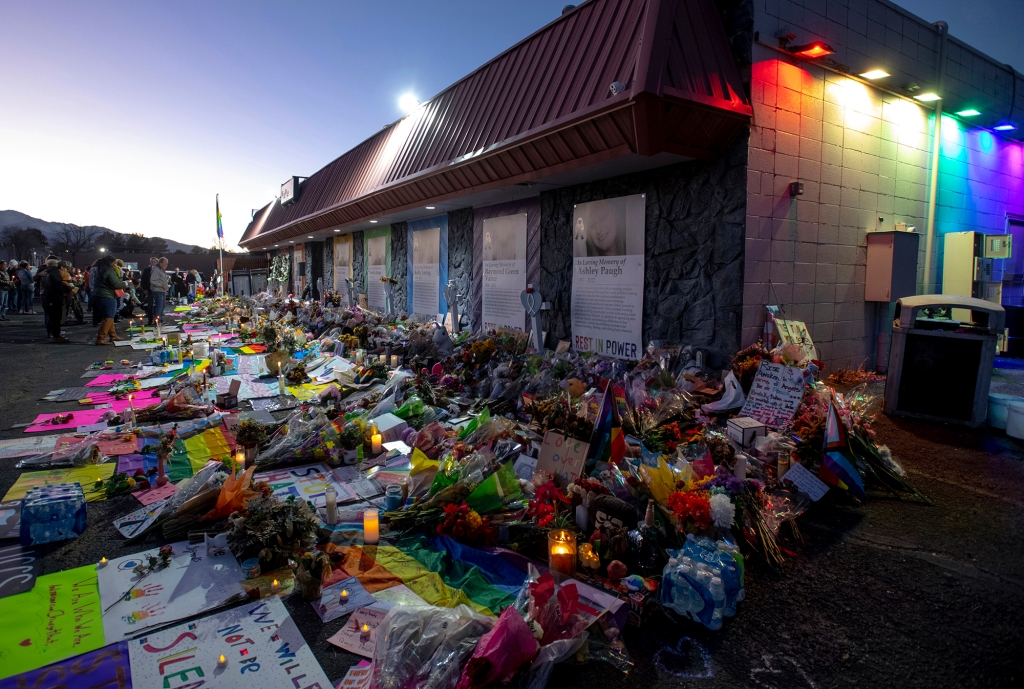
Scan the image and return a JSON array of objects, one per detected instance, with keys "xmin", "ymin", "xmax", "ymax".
[
  {"xmin": 571, "ymin": 194, "xmax": 645, "ymax": 359},
  {"xmin": 482, "ymin": 213, "xmax": 528, "ymax": 332}
]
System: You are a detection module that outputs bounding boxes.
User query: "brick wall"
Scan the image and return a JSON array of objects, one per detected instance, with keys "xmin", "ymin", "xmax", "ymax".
[{"xmin": 743, "ymin": 45, "xmax": 933, "ymax": 369}]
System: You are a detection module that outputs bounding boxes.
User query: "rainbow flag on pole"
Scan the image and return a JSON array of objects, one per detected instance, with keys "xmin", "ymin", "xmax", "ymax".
[{"xmin": 216, "ymin": 194, "xmax": 224, "ymax": 239}]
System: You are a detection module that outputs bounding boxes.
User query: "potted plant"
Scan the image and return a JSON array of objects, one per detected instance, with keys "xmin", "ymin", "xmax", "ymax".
[
  {"xmin": 235, "ymin": 419, "xmax": 269, "ymax": 465},
  {"xmin": 339, "ymin": 422, "xmax": 364, "ymax": 465},
  {"xmin": 291, "ymin": 551, "xmax": 332, "ymax": 601},
  {"xmin": 226, "ymin": 483, "xmax": 319, "ymax": 570}
]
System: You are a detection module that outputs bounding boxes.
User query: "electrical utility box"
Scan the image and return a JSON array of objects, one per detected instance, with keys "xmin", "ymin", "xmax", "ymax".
[
  {"xmin": 942, "ymin": 231, "xmax": 1012, "ymax": 306},
  {"xmin": 865, "ymin": 231, "xmax": 920, "ymax": 302}
]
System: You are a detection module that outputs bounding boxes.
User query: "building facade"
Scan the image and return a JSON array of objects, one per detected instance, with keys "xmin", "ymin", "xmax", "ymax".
[{"xmin": 241, "ymin": 0, "xmax": 1024, "ymax": 371}]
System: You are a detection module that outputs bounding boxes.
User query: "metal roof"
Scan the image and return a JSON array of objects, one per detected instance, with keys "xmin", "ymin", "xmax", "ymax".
[{"xmin": 242, "ymin": 0, "xmax": 750, "ymax": 248}]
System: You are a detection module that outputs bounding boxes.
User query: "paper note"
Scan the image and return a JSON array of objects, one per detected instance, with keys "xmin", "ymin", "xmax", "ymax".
[
  {"xmin": 126, "ymin": 596, "xmax": 330, "ymax": 689},
  {"xmin": 512, "ymin": 454, "xmax": 538, "ymax": 481},
  {"xmin": 0, "ymin": 544, "xmax": 38, "ymax": 600},
  {"xmin": 535, "ymin": 431, "xmax": 589, "ymax": 486},
  {"xmin": 98, "ymin": 541, "xmax": 244, "ymax": 640},
  {"xmin": 131, "ymin": 481, "xmax": 177, "ymax": 506},
  {"xmin": 0, "ymin": 566, "xmax": 104, "ymax": 680},
  {"xmin": 0, "ymin": 642, "xmax": 132, "ymax": 689},
  {"xmin": 326, "ymin": 606, "xmax": 388, "ymax": 657},
  {"xmin": 781, "ymin": 461, "xmax": 830, "ymax": 501},
  {"xmin": 113, "ymin": 499, "xmax": 169, "ymax": 539},
  {"xmin": 738, "ymin": 361, "xmax": 806, "ymax": 429},
  {"xmin": 370, "ymin": 583, "xmax": 427, "ymax": 608},
  {"xmin": 313, "ymin": 578, "xmax": 375, "ymax": 622}
]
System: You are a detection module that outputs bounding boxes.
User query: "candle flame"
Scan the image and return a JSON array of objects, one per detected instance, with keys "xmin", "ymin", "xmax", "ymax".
[
  {"xmin": 551, "ymin": 545, "xmax": 572, "ymax": 555},
  {"xmin": 219, "ymin": 654, "xmax": 226, "ymax": 663},
  {"xmin": 361, "ymin": 623, "xmax": 370, "ymax": 633},
  {"xmin": 341, "ymin": 589, "xmax": 349, "ymax": 597},
  {"xmin": 100, "ymin": 557, "xmax": 107, "ymax": 564},
  {"xmin": 272, "ymin": 579, "xmax": 279, "ymax": 586}
]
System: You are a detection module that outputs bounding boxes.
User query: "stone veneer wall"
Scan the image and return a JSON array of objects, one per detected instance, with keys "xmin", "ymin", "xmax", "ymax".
[
  {"xmin": 322, "ymin": 239, "xmax": 333, "ymax": 297},
  {"xmin": 352, "ymin": 231, "xmax": 365, "ymax": 295},
  {"xmin": 391, "ymin": 222, "xmax": 409, "ymax": 316},
  {"xmin": 540, "ymin": 135, "xmax": 749, "ymax": 369},
  {"xmin": 447, "ymin": 208, "xmax": 474, "ymax": 330}
]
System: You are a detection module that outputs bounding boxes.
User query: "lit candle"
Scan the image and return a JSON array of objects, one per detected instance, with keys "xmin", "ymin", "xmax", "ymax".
[
  {"xmin": 217, "ymin": 654, "xmax": 228, "ymax": 668},
  {"xmin": 340, "ymin": 589, "xmax": 349, "ymax": 604},
  {"xmin": 360, "ymin": 622, "xmax": 371, "ymax": 640},
  {"xmin": 547, "ymin": 529, "xmax": 577, "ymax": 577},
  {"xmin": 271, "ymin": 579, "xmax": 280, "ymax": 593},
  {"xmin": 98, "ymin": 557, "xmax": 108, "ymax": 568},
  {"xmin": 156, "ymin": 317, "xmax": 161, "ymax": 337},
  {"xmin": 278, "ymin": 363, "xmax": 286, "ymax": 396},
  {"xmin": 371, "ymin": 433, "xmax": 382, "ymax": 455},
  {"xmin": 128, "ymin": 394, "xmax": 135, "ymax": 428},
  {"xmin": 363, "ymin": 509, "xmax": 379, "ymax": 545},
  {"xmin": 390, "ymin": 354, "xmax": 399, "ymax": 369},
  {"xmin": 234, "ymin": 449, "xmax": 245, "ymax": 472}
]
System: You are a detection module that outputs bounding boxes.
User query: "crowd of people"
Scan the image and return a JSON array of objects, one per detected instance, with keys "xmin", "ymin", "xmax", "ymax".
[{"xmin": 0, "ymin": 255, "xmax": 212, "ymax": 344}]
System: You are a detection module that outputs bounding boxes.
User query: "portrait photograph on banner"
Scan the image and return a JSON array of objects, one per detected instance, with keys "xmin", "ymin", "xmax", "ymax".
[
  {"xmin": 333, "ymin": 234, "xmax": 353, "ymax": 293},
  {"xmin": 365, "ymin": 232, "xmax": 389, "ymax": 311},
  {"xmin": 412, "ymin": 226, "xmax": 440, "ymax": 321},
  {"xmin": 570, "ymin": 194, "xmax": 645, "ymax": 359},
  {"xmin": 482, "ymin": 213, "xmax": 527, "ymax": 332}
]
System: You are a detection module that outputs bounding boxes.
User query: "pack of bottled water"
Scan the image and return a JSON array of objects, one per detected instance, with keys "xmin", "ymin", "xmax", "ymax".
[
  {"xmin": 660, "ymin": 534, "xmax": 745, "ymax": 630},
  {"xmin": 20, "ymin": 483, "xmax": 87, "ymax": 546}
]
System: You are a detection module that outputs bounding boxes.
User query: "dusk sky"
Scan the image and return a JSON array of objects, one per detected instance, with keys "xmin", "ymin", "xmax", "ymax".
[{"xmin": 1, "ymin": 0, "xmax": 1021, "ymax": 250}]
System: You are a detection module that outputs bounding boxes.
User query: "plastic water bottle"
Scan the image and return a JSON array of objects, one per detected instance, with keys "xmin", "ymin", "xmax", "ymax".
[{"xmin": 709, "ymin": 577, "xmax": 726, "ymax": 630}]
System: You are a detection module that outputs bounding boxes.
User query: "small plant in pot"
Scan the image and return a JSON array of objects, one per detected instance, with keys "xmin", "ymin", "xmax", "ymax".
[
  {"xmin": 227, "ymin": 483, "xmax": 319, "ymax": 570},
  {"xmin": 339, "ymin": 422, "xmax": 364, "ymax": 465},
  {"xmin": 235, "ymin": 420, "xmax": 270, "ymax": 465},
  {"xmin": 290, "ymin": 551, "xmax": 332, "ymax": 601}
]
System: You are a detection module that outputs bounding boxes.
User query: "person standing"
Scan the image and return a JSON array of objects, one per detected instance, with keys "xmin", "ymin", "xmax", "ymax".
[
  {"xmin": 93, "ymin": 255, "xmax": 127, "ymax": 345},
  {"xmin": 0, "ymin": 261, "xmax": 10, "ymax": 320},
  {"xmin": 16, "ymin": 261, "xmax": 34, "ymax": 314},
  {"xmin": 42, "ymin": 259, "xmax": 74, "ymax": 343},
  {"xmin": 186, "ymin": 269, "xmax": 198, "ymax": 301},
  {"xmin": 140, "ymin": 257, "xmax": 158, "ymax": 325},
  {"xmin": 6, "ymin": 264, "xmax": 17, "ymax": 314},
  {"xmin": 149, "ymin": 257, "xmax": 170, "ymax": 324},
  {"xmin": 88, "ymin": 259, "xmax": 100, "ymax": 326}
]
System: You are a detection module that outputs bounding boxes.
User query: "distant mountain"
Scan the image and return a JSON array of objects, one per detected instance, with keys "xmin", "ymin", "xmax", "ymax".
[{"xmin": 0, "ymin": 210, "xmax": 205, "ymax": 254}]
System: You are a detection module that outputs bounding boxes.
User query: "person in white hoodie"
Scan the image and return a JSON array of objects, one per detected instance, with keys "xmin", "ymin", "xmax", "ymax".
[{"xmin": 149, "ymin": 257, "xmax": 170, "ymax": 324}]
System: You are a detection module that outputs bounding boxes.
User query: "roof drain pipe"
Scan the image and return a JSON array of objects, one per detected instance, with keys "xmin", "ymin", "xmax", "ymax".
[{"xmin": 923, "ymin": 21, "xmax": 948, "ymax": 295}]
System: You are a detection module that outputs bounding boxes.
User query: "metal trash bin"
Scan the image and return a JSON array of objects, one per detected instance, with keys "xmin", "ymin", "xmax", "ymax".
[{"xmin": 884, "ymin": 295, "xmax": 1004, "ymax": 427}]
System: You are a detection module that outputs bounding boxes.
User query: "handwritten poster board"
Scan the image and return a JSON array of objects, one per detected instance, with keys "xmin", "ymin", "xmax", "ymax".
[
  {"xmin": 254, "ymin": 463, "xmax": 357, "ymax": 507},
  {"xmin": 128, "ymin": 595, "xmax": 331, "ymax": 689},
  {"xmin": 326, "ymin": 606, "xmax": 388, "ymax": 657},
  {"xmin": 535, "ymin": 431, "xmax": 590, "ymax": 487},
  {"xmin": 98, "ymin": 541, "xmax": 244, "ymax": 640},
  {"xmin": 0, "ymin": 566, "xmax": 104, "ymax": 680},
  {"xmin": 738, "ymin": 361, "xmax": 806, "ymax": 429},
  {"xmin": 0, "ymin": 642, "xmax": 132, "ymax": 689}
]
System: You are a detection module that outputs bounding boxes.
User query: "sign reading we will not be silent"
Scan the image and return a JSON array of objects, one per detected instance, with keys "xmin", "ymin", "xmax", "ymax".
[{"xmin": 739, "ymin": 360, "xmax": 807, "ymax": 429}]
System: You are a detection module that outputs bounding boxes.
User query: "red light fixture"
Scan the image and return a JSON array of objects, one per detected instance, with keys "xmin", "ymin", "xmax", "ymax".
[{"xmin": 788, "ymin": 41, "xmax": 835, "ymax": 59}]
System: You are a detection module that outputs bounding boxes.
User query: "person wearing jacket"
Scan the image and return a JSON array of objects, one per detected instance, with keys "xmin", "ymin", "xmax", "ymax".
[
  {"xmin": 42, "ymin": 258, "xmax": 75, "ymax": 343},
  {"xmin": 16, "ymin": 261, "xmax": 34, "ymax": 314},
  {"xmin": 0, "ymin": 261, "xmax": 10, "ymax": 320},
  {"xmin": 93, "ymin": 255, "xmax": 127, "ymax": 345},
  {"xmin": 88, "ymin": 260, "xmax": 100, "ymax": 326},
  {"xmin": 149, "ymin": 257, "xmax": 169, "ymax": 324},
  {"xmin": 140, "ymin": 257, "xmax": 158, "ymax": 324}
]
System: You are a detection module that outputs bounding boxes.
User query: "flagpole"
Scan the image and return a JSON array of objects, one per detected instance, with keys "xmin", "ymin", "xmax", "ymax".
[{"xmin": 217, "ymin": 194, "xmax": 224, "ymax": 296}]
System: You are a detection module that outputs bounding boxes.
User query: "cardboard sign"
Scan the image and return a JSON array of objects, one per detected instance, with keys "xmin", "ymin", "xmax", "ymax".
[
  {"xmin": 326, "ymin": 606, "xmax": 388, "ymax": 657},
  {"xmin": 512, "ymin": 454, "xmax": 538, "ymax": 481},
  {"xmin": 254, "ymin": 463, "xmax": 358, "ymax": 507},
  {"xmin": 535, "ymin": 431, "xmax": 590, "ymax": 486},
  {"xmin": 738, "ymin": 361, "xmax": 806, "ymax": 429},
  {"xmin": 775, "ymin": 319, "xmax": 816, "ymax": 359},
  {"xmin": 113, "ymin": 498, "xmax": 170, "ymax": 539},
  {"xmin": 98, "ymin": 541, "xmax": 244, "ymax": 639},
  {"xmin": 337, "ymin": 660, "xmax": 373, "ymax": 689},
  {"xmin": 0, "ymin": 545, "xmax": 38, "ymax": 600},
  {"xmin": 781, "ymin": 461, "xmax": 829, "ymax": 501},
  {"xmin": 0, "ymin": 566, "xmax": 104, "ymax": 679},
  {"xmin": 127, "ymin": 596, "xmax": 330, "ymax": 689},
  {"xmin": 0, "ymin": 642, "xmax": 132, "ymax": 689}
]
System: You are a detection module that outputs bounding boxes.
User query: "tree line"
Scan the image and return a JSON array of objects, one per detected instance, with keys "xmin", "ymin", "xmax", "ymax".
[{"xmin": 0, "ymin": 226, "xmax": 210, "ymax": 265}]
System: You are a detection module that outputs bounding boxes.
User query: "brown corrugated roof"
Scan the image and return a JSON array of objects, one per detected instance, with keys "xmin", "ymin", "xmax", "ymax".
[{"xmin": 242, "ymin": 0, "xmax": 750, "ymax": 248}]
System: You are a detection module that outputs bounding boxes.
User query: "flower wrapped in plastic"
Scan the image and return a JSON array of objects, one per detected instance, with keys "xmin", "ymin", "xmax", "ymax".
[{"xmin": 254, "ymin": 408, "xmax": 343, "ymax": 469}]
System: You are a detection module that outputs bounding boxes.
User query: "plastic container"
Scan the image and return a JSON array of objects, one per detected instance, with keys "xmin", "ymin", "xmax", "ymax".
[
  {"xmin": 193, "ymin": 341, "xmax": 210, "ymax": 358},
  {"xmin": 1006, "ymin": 400, "xmax": 1024, "ymax": 439}
]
